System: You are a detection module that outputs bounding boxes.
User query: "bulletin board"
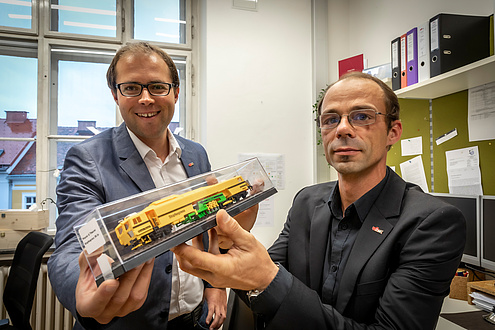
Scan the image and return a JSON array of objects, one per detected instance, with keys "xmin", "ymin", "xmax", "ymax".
[
  {"xmin": 386, "ymin": 98, "xmax": 431, "ymax": 191},
  {"xmin": 431, "ymin": 91, "xmax": 495, "ymax": 195}
]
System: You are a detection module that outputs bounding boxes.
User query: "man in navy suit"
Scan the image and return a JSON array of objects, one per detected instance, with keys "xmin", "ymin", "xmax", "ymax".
[
  {"xmin": 48, "ymin": 42, "xmax": 227, "ymax": 330},
  {"xmin": 172, "ymin": 72, "xmax": 466, "ymax": 329}
]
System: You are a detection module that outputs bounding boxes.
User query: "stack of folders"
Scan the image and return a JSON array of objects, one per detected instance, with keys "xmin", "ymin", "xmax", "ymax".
[
  {"xmin": 470, "ymin": 291, "xmax": 495, "ymax": 312},
  {"xmin": 391, "ymin": 13, "xmax": 492, "ymax": 91}
]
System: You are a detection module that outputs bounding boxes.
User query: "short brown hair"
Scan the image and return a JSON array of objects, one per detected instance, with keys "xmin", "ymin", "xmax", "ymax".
[
  {"xmin": 316, "ymin": 72, "xmax": 400, "ymax": 130},
  {"xmin": 106, "ymin": 42, "xmax": 180, "ymax": 95}
]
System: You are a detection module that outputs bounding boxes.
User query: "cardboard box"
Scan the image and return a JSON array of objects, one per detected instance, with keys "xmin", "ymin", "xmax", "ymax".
[
  {"xmin": 449, "ymin": 268, "xmax": 469, "ymax": 300},
  {"xmin": 0, "ymin": 210, "xmax": 49, "ymax": 230}
]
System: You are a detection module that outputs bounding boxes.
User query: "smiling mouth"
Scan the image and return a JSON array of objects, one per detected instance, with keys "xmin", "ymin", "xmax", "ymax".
[{"xmin": 137, "ymin": 111, "xmax": 159, "ymax": 118}]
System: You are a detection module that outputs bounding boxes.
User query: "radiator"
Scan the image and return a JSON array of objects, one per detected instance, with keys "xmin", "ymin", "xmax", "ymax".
[{"xmin": 0, "ymin": 264, "xmax": 74, "ymax": 330}]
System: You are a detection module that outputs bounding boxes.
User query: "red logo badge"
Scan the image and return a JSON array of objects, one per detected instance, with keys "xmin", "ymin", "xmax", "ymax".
[{"xmin": 372, "ymin": 226, "xmax": 384, "ymax": 234}]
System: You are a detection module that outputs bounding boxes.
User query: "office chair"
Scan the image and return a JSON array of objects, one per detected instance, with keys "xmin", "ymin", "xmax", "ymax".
[{"xmin": 0, "ymin": 232, "xmax": 53, "ymax": 330}]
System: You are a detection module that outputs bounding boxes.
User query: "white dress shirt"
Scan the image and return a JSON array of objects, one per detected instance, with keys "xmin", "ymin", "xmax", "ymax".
[{"xmin": 127, "ymin": 128, "xmax": 204, "ymax": 320}]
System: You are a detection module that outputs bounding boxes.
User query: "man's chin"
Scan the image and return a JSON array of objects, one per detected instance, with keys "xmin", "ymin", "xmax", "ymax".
[{"xmin": 331, "ymin": 162, "xmax": 360, "ymax": 175}]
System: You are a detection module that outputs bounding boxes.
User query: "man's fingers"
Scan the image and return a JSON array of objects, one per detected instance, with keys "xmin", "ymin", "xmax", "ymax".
[
  {"xmin": 115, "ymin": 258, "xmax": 155, "ymax": 316},
  {"xmin": 250, "ymin": 179, "xmax": 265, "ymax": 195},
  {"xmin": 216, "ymin": 209, "xmax": 253, "ymax": 248},
  {"xmin": 171, "ymin": 243, "xmax": 225, "ymax": 285},
  {"xmin": 208, "ymin": 227, "xmax": 220, "ymax": 255},
  {"xmin": 191, "ymin": 234, "xmax": 204, "ymax": 250}
]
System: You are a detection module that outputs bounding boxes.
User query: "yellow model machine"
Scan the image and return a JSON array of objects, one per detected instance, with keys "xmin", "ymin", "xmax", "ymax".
[{"xmin": 115, "ymin": 176, "xmax": 251, "ymax": 249}]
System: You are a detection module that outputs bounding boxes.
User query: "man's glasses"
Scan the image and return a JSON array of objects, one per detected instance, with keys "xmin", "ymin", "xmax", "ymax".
[
  {"xmin": 116, "ymin": 82, "xmax": 176, "ymax": 97},
  {"xmin": 316, "ymin": 109, "xmax": 388, "ymax": 130}
]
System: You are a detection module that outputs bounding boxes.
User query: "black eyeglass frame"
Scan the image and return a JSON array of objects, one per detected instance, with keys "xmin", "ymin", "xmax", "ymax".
[
  {"xmin": 116, "ymin": 82, "xmax": 178, "ymax": 97},
  {"xmin": 316, "ymin": 109, "xmax": 390, "ymax": 130}
]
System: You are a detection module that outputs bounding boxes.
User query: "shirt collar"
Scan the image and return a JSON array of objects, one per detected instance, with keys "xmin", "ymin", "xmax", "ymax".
[
  {"xmin": 328, "ymin": 167, "xmax": 390, "ymax": 222},
  {"xmin": 126, "ymin": 127, "xmax": 182, "ymax": 160}
]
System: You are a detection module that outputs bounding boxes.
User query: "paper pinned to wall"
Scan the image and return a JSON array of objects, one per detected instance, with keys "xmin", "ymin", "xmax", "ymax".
[
  {"xmin": 399, "ymin": 155, "xmax": 429, "ymax": 193},
  {"xmin": 446, "ymin": 146, "xmax": 483, "ymax": 195},
  {"xmin": 468, "ymin": 82, "xmax": 495, "ymax": 142},
  {"xmin": 401, "ymin": 136, "xmax": 423, "ymax": 156},
  {"xmin": 253, "ymin": 195, "xmax": 275, "ymax": 228}
]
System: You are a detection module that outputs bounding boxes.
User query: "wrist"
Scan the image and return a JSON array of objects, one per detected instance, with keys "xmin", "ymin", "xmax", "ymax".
[{"xmin": 247, "ymin": 262, "xmax": 279, "ymax": 301}]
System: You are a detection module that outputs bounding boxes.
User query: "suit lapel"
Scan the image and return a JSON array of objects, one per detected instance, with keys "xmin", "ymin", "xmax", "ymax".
[
  {"xmin": 335, "ymin": 208, "xmax": 392, "ymax": 312},
  {"xmin": 114, "ymin": 124, "xmax": 156, "ymax": 192},
  {"xmin": 309, "ymin": 202, "xmax": 332, "ymax": 291},
  {"xmin": 177, "ymin": 138, "xmax": 203, "ymax": 178},
  {"xmin": 335, "ymin": 170, "xmax": 406, "ymax": 313}
]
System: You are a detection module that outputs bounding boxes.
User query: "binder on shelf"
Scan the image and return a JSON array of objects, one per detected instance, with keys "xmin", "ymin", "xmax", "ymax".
[
  {"xmin": 430, "ymin": 13, "xmax": 490, "ymax": 78},
  {"xmin": 417, "ymin": 21, "xmax": 430, "ymax": 83},
  {"xmin": 400, "ymin": 33, "xmax": 407, "ymax": 88},
  {"xmin": 391, "ymin": 37, "xmax": 401, "ymax": 91},
  {"xmin": 406, "ymin": 27, "xmax": 418, "ymax": 86}
]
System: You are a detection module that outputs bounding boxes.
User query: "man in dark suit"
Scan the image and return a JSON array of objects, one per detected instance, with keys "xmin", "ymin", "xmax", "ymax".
[
  {"xmin": 48, "ymin": 42, "xmax": 227, "ymax": 330},
  {"xmin": 172, "ymin": 72, "xmax": 467, "ymax": 329}
]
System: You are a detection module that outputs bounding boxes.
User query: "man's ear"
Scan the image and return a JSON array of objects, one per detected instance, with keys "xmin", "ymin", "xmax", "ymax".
[
  {"xmin": 387, "ymin": 120, "xmax": 403, "ymax": 147},
  {"xmin": 174, "ymin": 87, "xmax": 180, "ymax": 103},
  {"xmin": 112, "ymin": 90, "xmax": 119, "ymax": 105}
]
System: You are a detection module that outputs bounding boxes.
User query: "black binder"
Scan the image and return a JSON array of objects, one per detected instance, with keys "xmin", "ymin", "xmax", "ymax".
[
  {"xmin": 391, "ymin": 37, "xmax": 401, "ymax": 91},
  {"xmin": 430, "ymin": 13, "xmax": 490, "ymax": 78}
]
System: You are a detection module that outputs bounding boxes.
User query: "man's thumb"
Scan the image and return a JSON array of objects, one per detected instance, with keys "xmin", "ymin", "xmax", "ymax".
[{"xmin": 217, "ymin": 209, "xmax": 240, "ymax": 234}]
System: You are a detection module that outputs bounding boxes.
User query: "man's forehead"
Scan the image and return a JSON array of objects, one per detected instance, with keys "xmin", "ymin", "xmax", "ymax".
[{"xmin": 324, "ymin": 78, "xmax": 384, "ymax": 105}]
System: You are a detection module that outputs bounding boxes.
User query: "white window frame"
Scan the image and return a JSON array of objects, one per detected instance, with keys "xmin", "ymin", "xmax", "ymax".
[{"xmin": 22, "ymin": 192, "xmax": 37, "ymax": 209}]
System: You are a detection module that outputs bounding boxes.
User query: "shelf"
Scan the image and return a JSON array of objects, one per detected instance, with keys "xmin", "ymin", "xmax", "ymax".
[
  {"xmin": 467, "ymin": 280, "xmax": 495, "ymax": 305},
  {"xmin": 395, "ymin": 56, "xmax": 495, "ymax": 100}
]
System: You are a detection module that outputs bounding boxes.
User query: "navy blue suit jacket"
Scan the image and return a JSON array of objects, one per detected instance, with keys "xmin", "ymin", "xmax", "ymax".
[{"xmin": 47, "ymin": 124, "xmax": 211, "ymax": 329}]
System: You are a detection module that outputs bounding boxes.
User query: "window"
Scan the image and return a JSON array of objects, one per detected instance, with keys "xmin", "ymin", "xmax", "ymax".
[
  {"xmin": 50, "ymin": 46, "xmax": 116, "ymax": 136},
  {"xmin": 0, "ymin": 0, "xmax": 35, "ymax": 31},
  {"xmin": 49, "ymin": 0, "xmax": 118, "ymax": 38},
  {"xmin": 133, "ymin": 0, "xmax": 187, "ymax": 45},
  {"xmin": 22, "ymin": 193, "xmax": 36, "ymax": 209},
  {"xmin": 0, "ymin": 0, "xmax": 196, "ymax": 233},
  {"xmin": 0, "ymin": 39, "xmax": 37, "ymax": 210}
]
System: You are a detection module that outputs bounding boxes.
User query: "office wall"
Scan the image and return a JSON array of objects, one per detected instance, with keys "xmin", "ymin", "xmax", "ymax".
[
  {"xmin": 201, "ymin": 0, "xmax": 314, "ymax": 247},
  {"xmin": 328, "ymin": 0, "xmax": 494, "ymax": 81}
]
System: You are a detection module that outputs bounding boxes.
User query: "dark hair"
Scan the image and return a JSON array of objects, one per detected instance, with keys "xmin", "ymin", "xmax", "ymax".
[
  {"xmin": 106, "ymin": 42, "xmax": 180, "ymax": 95},
  {"xmin": 316, "ymin": 71, "xmax": 400, "ymax": 130}
]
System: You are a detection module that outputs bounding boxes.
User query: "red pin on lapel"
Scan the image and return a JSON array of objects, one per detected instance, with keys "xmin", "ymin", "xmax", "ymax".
[
  {"xmin": 188, "ymin": 162, "xmax": 194, "ymax": 167},
  {"xmin": 372, "ymin": 226, "xmax": 384, "ymax": 234}
]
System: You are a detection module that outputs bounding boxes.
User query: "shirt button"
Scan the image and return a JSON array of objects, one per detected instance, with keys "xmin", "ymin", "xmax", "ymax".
[
  {"xmin": 339, "ymin": 223, "xmax": 348, "ymax": 230},
  {"xmin": 331, "ymin": 265, "xmax": 338, "ymax": 272},
  {"xmin": 165, "ymin": 264, "xmax": 173, "ymax": 273}
]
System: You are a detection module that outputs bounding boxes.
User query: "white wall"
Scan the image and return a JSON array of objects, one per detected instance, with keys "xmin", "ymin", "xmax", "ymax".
[
  {"xmin": 328, "ymin": 0, "xmax": 495, "ymax": 81},
  {"xmin": 201, "ymin": 0, "xmax": 314, "ymax": 247}
]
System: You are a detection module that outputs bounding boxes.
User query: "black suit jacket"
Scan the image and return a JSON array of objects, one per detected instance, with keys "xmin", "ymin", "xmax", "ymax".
[
  {"xmin": 47, "ymin": 124, "xmax": 211, "ymax": 329},
  {"xmin": 255, "ymin": 170, "xmax": 466, "ymax": 329}
]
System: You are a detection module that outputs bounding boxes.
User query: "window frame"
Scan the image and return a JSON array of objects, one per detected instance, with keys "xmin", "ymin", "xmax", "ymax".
[
  {"xmin": 22, "ymin": 192, "xmax": 37, "ymax": 209},
  {"xmin": 0, "ymin": 0, "xmax": 198, "ymax": 234}
]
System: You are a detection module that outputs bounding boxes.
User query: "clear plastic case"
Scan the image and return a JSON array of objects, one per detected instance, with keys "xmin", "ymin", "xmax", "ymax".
[{"xmin": 74, "ymin": 158, "xmax": 277, "ymax": 285}]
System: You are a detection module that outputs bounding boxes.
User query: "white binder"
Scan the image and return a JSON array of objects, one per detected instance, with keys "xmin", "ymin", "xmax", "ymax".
[{"xmin": 417, "ymin": 21, "xmax": 430, "ymax": 83}]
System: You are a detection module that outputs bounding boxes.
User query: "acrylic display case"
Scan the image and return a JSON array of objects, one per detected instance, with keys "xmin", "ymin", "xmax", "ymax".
[{"xmin": 74, "ymin": 158, "xmax": 277, "ymax": 285}]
